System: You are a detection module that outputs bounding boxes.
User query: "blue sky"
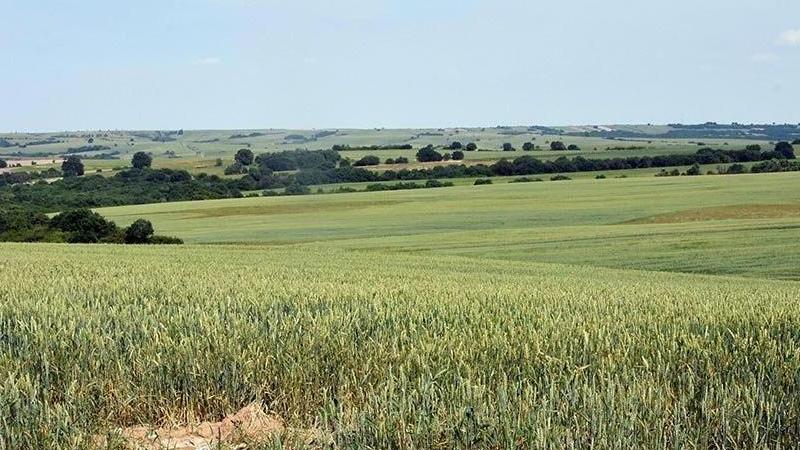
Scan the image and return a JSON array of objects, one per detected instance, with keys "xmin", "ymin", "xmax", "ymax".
[{"xmin": 1, "ymin": 0, "xmax": 798, "ymax": 131}]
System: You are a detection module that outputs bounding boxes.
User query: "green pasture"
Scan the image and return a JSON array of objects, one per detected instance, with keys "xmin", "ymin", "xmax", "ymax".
[{"xmin": 100, "ymin": 171, "xmax": 800, "ymax": 280}]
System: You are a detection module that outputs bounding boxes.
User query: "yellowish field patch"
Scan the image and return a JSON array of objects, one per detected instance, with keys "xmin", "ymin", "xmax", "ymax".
[{"xmin": 623, "ymin": 203, "xmax": 800, "ymax": 224}]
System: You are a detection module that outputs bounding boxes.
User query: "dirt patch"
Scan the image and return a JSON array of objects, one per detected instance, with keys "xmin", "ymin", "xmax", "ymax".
[
  {"xmin": 112, "ymin": 403, "xmax": 284, "ymax": 449},
  {"xmin": 622, "ymin": 203, "xmax": 800, "ymax": 225}
]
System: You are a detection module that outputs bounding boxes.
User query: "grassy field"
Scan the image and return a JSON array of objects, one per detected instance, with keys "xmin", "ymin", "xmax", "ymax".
[
  {"xmin": 2, "ymin": 164, "xmax": 800, "ymax": 447},
  {"xmin": 1, "ymin": 244, "xmax": 799, "ymax": 448},
  {"xmin": 1, "ymin": 126, "xmax": 777, "ymax": 177},
  {"xmin": 101, "ymin": 171, "xmax": 800, "ymax": 280}
]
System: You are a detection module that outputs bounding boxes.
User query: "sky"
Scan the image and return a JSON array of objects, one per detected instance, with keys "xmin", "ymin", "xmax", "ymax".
[{"xmin": 1, "ymin": 0, "xmax": 799, "ymax": 131}]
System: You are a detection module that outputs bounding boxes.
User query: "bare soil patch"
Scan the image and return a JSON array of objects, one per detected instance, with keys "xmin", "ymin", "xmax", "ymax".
[{"xmin": 111, "ymin": 403, "xmax": 284, "ymax": 449}]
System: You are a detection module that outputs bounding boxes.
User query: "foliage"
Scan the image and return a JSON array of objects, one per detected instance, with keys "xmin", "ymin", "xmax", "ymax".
[
  {"xmin": 234, "ymin": 148, "xmax": 255, "ymax": 166},
  {"xmin": 416, "ymin": 145, "xmax": 443, "ymax": 162},
  {"xmin": 353, "ymin": 155, "xmax": 381, "ymax": 166},
  {"xmin": 124, "ymin": 219, "xmax": 155, "ymax": 244},
  {"xmin": 131, "ymin": 151, "xmax": 153, "ymax": 169},
  {"xmin": 62, "ymin": 156, "xmax": 85, "ymax": 177}
]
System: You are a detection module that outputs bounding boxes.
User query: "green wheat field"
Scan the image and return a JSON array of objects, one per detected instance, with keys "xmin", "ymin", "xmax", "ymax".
[{"xmin": 2, "ymin": 171, "xmax": 800, "ymax": 448}]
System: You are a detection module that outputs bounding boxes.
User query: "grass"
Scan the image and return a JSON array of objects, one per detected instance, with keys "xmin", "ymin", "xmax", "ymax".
[
  {"xmin": 101, "ymin": 171, "xmax": 800, "ymax": 280},
  {"xmin": 1, "ymin": 244, "xmax": 799, "ymax": 448},
  {"xmin": 3, "ymin": 157, "xmax": 800, "ymax": 448}
]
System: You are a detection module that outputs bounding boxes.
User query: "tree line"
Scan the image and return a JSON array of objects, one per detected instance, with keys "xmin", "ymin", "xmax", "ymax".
[{"xmin": 0, "ymin": 208, "xmax": 182, "ymax": 244}]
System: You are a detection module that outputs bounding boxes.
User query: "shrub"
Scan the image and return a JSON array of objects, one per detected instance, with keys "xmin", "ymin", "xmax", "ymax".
[
  {"xmin": 124, "ymin": 219, "xmax": 155, "ymax": 244},
  {"xmin": 550, "ymin": 175, "xmax": 572, "ymax": 181},
  {"xmin": 61, "ymin": 156, "xmax": 85, "ymax": 177},
  {"xmin": 550, "ymin": 141, "xmax": 567, "ymax": 151},
  {"xmin": 353, "ymin": 155, "xmax": 381, "ymax": 167},
  {"xmin": 416, "ymin": 146, "xmax": 443, "ymax": 162},
  {"xmin": 465, "ymin": 143, "xmax": 478, "ymax": 151},
  {"xmin": 395, "ymin": 157, "xmax": 410, "ymax": 164},
  {"xmin": 224, "ymin": 162, "xmax": 249, "ymax": 175},
  {"xmin": 131, "ymin": 152, "xmax": 153, "ymax": 169},
  {"xmin": 451, "ymin": 150, "xmax": 465, "ymax": 161},
  {"xmin": 595, "ymin": 174, "xmax": 606, "ymax": 179},
  {"xmin": 567, "ymin": 144, "xmax": 580, "ymax": 151},
  {"xmin": 449, "ymin": 141, "xmax": 463, "ymax": 150},
  {"xmin": 284, "ymin": 183, "xmax": 311, "ymax": 195},
  {"xmin": 474, "ymin": 178, "xmax": 493, "ymax": 185},
  {"xmin": 522, "ymin": 142, "xmax": 534, "ymax": 151},
  {"xmin": 502, "ymin": 143, "xmax": 515, "ymax": 152},
  {"xmin": 774, "ymin": 142, "xmax": 795, "ymax": 159},
  {"xmin": 0, "ymin": 159, "xmax": 7, "ymax": 169},
  {"xmin": 510, "ymin": 177, "xmax": 543, "ymax": 183},
  {"xmin": 685, "ymin": 163, "xmax": 702, "ymax": 176},
  {"xmin": 234, "ymin": 149, "xmax": 255, "ymax": 166},
  {"xmin": 148, "ymin": 235, "xmax": 184, "ymax": 244},
  {"xmin": 49, "ymin": 209, "xmax": 118, "ymax": 243}
]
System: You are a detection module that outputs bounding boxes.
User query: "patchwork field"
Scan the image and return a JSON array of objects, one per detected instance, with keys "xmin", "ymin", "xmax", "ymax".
[{"xmin": 2, "ymin": 166, "xmax": 800, "ymax": 448}]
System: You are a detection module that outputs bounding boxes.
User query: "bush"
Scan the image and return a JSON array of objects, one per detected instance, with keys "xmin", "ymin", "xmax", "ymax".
[
  {"xmin": 0, "ymin": 159, "xmax": 6, "ymax": 169},
  {"xmin": 148, "ymin": 235, "xmax": 184, "ymax": 245},
  {"xmin": 510, "ymin": 177, "xmax": 543, "ymax": 183},
  {"xmin": 474, "ymin": 178, "xmax": 493, "ymax": 185},
  {"xmin": 724, "ymin": 163, "xmax": 746, "ymax": 174},
  {"xmin": 395, "ymin": 157, "xmax": 409, "ymax": 164},
  {"xmin": 522, "ymin": 142, "xmax": 534, "ymax": 151},
  {"xmin": 124, "ymin": 219, "xmax": 154, "ymax": 244},
  {"xmin": 353, "ymin": 155, "xmax": 381, "ymax": 167},
  {"xmin": 416, "ymin": 146, "xmax": 443, "ymax": 162},
  {"xmin": 131, "ymin": 152, "xmax": 153, "ymax": 169},
  {"xmin": 49, "ymin": 209, "xmax": 118, "ymax": 243},
  {"xmin": 385, "ymin": 158, "xmax": 395, "ymax": 165},
  {"xmin": 502, "ymin": 143, "xmax": 515, "ymax": 152},
  {"xmin": 225, "ymin": 162, "xmax": 249, "ymax": 175},
  {"xmin": 465, "ymin": 143, "xmax": 478, "ymax": 151},
  {"xmin": 774, "ymin": 142, "xmax": 795, "ymax": 159},
  {"xmin": 451, "ymin": 150, "xmax": 465, "ymax": 161},
  {"xmin": 235, "ymin": 148, "xmax": 255, "ymax": 166},
  {"xmin": 61, "ymin": 156, "xmax": 84, "ymax": 177},
  {"xmin": 284, "ymin": 183, "xmax": 311, "ymax": 195},
  {"xmin": 567, "ymin": 144, "xmax": 580, "ymax": 151},
  {"xmin": 550, "ymin": 175, "xmax": 572, "ymax": 181},
  {"xmin": 595, "ymin": 174, "xmax": 606, "ymax": 179},
  {"xmin": 550, "ymin": 141, "xmax": 567, "ymax": 151},
  {"xmin": 449, "ymin": 141, "xmax": 463, "ymax": 150},
  {"xmin": 685, "ymin": 163, "xmax": 702, "ymax": 176}
]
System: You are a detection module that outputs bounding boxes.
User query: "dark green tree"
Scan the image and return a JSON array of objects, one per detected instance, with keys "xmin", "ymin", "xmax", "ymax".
[
  {"xmin": 416, "ymin": 146, "xmax": 443, "ymax": 162},
  {"xmin": 131, "ymin": 152, "xmax": 153, "ymax": 169},
  {"xmin": 61, "ymin": 156, "xmax": 84, "ymax": 177},
  {"xmin": 235, "ymin": 148, "xmax": 255, "ymax": 166},
  {"xmin": 125, "ymin": 219, "xmax": 154, "ymax": 244},
  {"xmin": 774, "ymin": 142, "xmax": 795, "ymax": 159},
  {"xmin": 465, "ymin": 143, "xmax": 478, "ymax": 151}
]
